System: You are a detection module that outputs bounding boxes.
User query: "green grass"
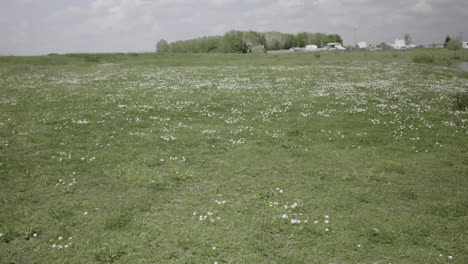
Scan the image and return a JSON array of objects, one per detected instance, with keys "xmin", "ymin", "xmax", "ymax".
[{"xmin": 1, "ymin": 49, "xmax": 467, "ymax": 263}]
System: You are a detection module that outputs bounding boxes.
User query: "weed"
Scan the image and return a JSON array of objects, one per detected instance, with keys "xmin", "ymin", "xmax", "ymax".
[
  {"xmin": 413, "ymin": 54, "xmax": 434, "ymax": 63},
  {"xmin": 453, "ymin": 90, "xmax": 468, "ymax": 110}
]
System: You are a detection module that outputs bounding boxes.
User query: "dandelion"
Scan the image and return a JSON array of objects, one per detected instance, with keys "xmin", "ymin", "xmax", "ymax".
[
  {"xmin": 291, "ymin": 219, "xmax": 301, "ymax": 224},
  {"xmin": 324, "ymin": 220, "xmax": 329, "ymax": 224},
  {"xmin": 325, "ymin": 228, "xmax": 330, "ymax": 232},
  {"xmin": 84, "ymin": 211, "xmax": 88, "ymax": 215},
  {"xmin": 448, "ymin": 256, "xmax": 453, "ymax": 260},
  {"xmin": 58, "ymin": 236, "xmax": 63, "ymax": 240},
  {"xmin": 314, "ymin": 220, "xmax": 319, "ymax": 224}
]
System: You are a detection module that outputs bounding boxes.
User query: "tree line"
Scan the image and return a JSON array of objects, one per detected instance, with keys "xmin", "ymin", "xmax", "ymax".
[{"xmin": 156, "ymin": 30, "xmax": 343, "ymax": 53}]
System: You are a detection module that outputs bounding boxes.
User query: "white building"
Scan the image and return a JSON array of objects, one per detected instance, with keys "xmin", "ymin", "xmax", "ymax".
[
  {"xmin": 357, "ymin": 41, "xmax": 367, "ymax": 49},
  {"xmin": 392, "ymin": 39, "xmax": 406, "ymax": 49},
  {"xmin": 323, "ymin": 43, "xmax": 346, "ymax": 51},
  {"xmin": 463, "ymin": 42, "xmax": 468, "ymax": 49},
  {"xmin": 305, "ymin": 45, "xmax": 318, "ymax": 50},
  {"xmin": 390, "ymin": 39, "xmax": 416, "ymax": 50}
]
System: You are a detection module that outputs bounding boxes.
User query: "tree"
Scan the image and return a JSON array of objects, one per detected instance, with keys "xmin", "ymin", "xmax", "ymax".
[
  {"xmin": 271, "ymin": 40, "xmax": 281, "ymax": 50},
  {"xmin": 376, "ymin": 42, "xmax": 391, "ymax": 50},
  {"xmin": 444, "ymin": 35, "xmax": 451, "ymax": 48},
  {"xmin": 327, "ymin": 34, "xmax": 343, "ymax": 44},
  {"xmin": 156, "ymin": 39, "xmax": 170, "ymax": 52},
  {"xmin": 404, "ymin": 33, "xmax": 412, "ymax": 45},
  {"xmin": 284, "ymin": 34, "xmax": 297, "ymax": 49},
  {"xmin": 296, "ymin": 32, "xmax": 309, "ymax": 47},
  {"xmin": 447, "ymin": 38, "xmax": 461, "ymax": 57}
]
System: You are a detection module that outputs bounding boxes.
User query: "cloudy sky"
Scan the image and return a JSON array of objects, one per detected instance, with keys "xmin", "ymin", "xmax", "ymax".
[{"xmin": 1, "ymin": 0, "xmax": 467, "ymax": 55}]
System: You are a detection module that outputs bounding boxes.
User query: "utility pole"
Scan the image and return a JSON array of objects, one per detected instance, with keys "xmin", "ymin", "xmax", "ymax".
[{"xmin": 353, "ymin": 27, "xmax": 357, "ymax": 47}]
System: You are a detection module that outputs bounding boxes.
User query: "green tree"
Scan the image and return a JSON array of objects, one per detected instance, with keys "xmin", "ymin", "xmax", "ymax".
[
  {"xmin": 447, "ymin": 38, "xmax": 461, "ymax": 57},
  {"xmin": 271, "ymin": 40, "xmax": 281, "ymax": 50},
  {"xmin": 156, "ymin": 39, "xmax": 170, "ymax": 52},
  {"xmin": 223, "ymin": 31, "xmax": 248, "ymax": 53},
  {"xmin": 376, "ymin": 42, "xmax": 391, "ymax": 50},
  {"xmin": 327, "ymin": 34, "xmax": 343, "ymax": 44},
  {"xmin": 296, "ymin": 32, "xmax": 309, "ymax": 47},
  {"xmin": 444, "ymin": 35, "xmax": 451, "ymax": 48},
  {"xmin": 404, "ymin": 33, "xmax": 412, "ymax": 45},
  {"xmin": 284, "ymin": 34, "xmax": 297, "ymax": 49}
]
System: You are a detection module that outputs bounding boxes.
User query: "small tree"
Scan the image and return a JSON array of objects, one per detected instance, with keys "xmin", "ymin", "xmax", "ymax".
[
  {"xmin": 404, "ymin": 33, "xmax": 412, "ymax": 46},
  {"xmin": 444, "ymin": 35, "xmax": 451, "ymax": 48},
  {"xmin": 447, "ymin": 38, "xmax": 461, "ymax": 57},
  {"xmin": 156, "ymin": 39, "xmax": 170, "ymax": 52},
  {"xmin": 376, "ymin": 42, "xmax": 391, "ymax": 50}
]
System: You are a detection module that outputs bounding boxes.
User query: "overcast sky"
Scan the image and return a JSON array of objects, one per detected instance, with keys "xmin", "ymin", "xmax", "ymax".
[{"xmin": 1, "ymin": 0, "xmax": 467, "ymax": 55}]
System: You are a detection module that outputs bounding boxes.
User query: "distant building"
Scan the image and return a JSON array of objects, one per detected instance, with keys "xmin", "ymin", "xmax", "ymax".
[
  {"xmin": 390, "ymin": 39, "xmax": 416, "ymax": 50},
  {"xmin": 305, "ymin": 45, "xmax": 318, "ymax": 50},
  {"xmin": 391, "ymin": 39, "xmax": 406, "ymax": 50},
  {"xmin": 357, "ymin": 41, "xmax": 367, "ymax": 49},
  {"xmin": 323, "ymin": 43, "xmax": 345, "ymax": 51}
]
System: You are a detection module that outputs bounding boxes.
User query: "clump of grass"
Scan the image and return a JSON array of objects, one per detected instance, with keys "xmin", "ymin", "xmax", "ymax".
[
  {"xmin": 413, "ymin": 54, "xmax": 434, "ymax": 63},
  {"xmin": 454, "ymin": 90, "xmax": 468, "ymax": 111},
  {"xmin": 315, "ymin": 53, "xmax": 321, "ymax": 59},
  {"xmin": 83, "ymin": 55, "xmax": 101, "ymax": 63}
]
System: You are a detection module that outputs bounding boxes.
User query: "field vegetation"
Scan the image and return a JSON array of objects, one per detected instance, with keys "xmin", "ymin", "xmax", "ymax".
[{"xmin": 0, "ymin": 49, "xmax": 467, "ymax": 263}]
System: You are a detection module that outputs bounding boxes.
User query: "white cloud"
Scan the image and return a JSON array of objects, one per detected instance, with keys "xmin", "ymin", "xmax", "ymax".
[{"xmin": 410, "ymin": 0, "xmax": 433, "ymax": 14}]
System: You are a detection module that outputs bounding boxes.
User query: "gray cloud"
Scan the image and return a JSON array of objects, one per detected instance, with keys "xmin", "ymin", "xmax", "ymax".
[{"xmin": 0, "ymin": 0, "xmax": 466, "ymax": 55}]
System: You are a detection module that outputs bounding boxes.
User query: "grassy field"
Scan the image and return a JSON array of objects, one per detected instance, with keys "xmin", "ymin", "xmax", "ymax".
[{"xmin": 1, "ymin": 49, "xmax": 467, "ymax": 263}]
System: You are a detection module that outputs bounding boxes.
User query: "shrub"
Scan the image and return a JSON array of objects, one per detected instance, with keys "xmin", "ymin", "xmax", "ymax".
[
  {"xmin": 413, "ymin": 54, "xmax": 434, "ymax": 63},
  {"xmin": 454, "ymin": 91, "xmax": 468, "ymax": 111},
  {"xmin": 84, "ymin": 55, "xmax": 101, "ymax": 63}
]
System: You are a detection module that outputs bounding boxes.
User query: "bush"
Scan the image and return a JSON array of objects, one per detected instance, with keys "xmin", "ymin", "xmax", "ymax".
[
  {"xmin": 413, "ymin": 54, "xmax": 434, "ymax": 63},
  {"xmin": 83, "ymin": 55, "xmax": 101, "ymax": 63},
  {"xmin": 454, "ymin": 91, "xmax": 468, "ymax": 111}
]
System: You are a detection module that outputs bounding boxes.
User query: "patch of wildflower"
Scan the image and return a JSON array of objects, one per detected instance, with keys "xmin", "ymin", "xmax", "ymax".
[
  {"xmin": 193, "ymin": 211, "xmax": 221, "ymax": 223},
  {"xmin": 266, "ymin": 130, "xmax": 285, "ymax": 138},
  {"xmin": 214, "ymin": 199, "xmax": 226, "ymax": 205},
  {"xmin": 229, "ymin": 138, "xmax": 246, "ymax": 145},
  {"xmin": 161, "ymin": 135, "xmax": 176, "ymax": 141},
  {"xmin": 72, "ymin": 119, "xmax": 91, "ymax": 124},
  {"xmin": 170, "ymin": 156, "xmax": 186, "ymax": 162},
  {"xmin": 51, "ymin": 152, "xmax": 72, "ymax": 162},
  {"xmin": 129, "ymin": 132, "xmax": 146, "ymax": 136},
  {"xmin": 56, "ymin": 177, "xmax": 77, "ymax": 187},
  {"xmin": 50, "ymin": 236, "xmax": 73, "ymax": 249},
  {"xmin": 80, "ymin": 156, "xmax": 96, "ymax": 161},
  {"xmin": 202, "ymin": 129, "xmax": 217, "ymax": 134}
]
